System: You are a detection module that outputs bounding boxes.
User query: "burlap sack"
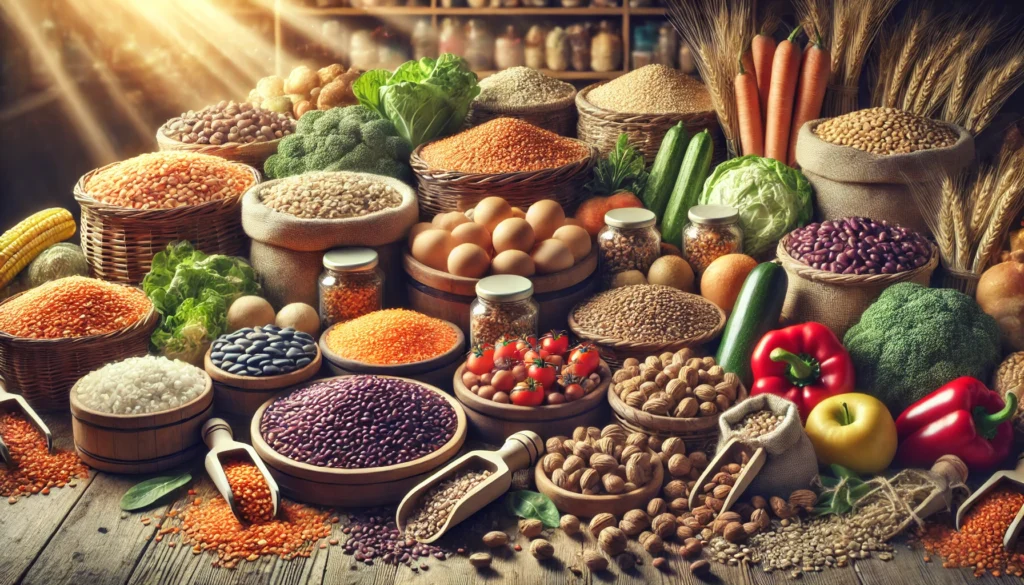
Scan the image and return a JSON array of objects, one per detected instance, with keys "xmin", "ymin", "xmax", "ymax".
[
  {"xmin": 795, "ymin": 118, "xmax": 974, "ymax": 236},
  {"xmin": 241, "ymin": 172, "xmax": 418, "ymax": 308},
  {"xmin": 717, "ymin": 394, "xmax": 817, "ymax": 498}
]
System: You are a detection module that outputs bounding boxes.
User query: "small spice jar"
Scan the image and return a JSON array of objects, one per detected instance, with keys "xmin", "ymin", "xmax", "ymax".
[
  {"xmin": 598, "ymin": 208, "xmax": 661, "ymax": 282},
  {"xmin": 470, "ymin": 275, "xmax": 539, "ymax": 347},
  {"xmin": 682, "ymin": 205, "xmax": 743, "ymax": 275},
  {"xmin": 318, "ymin": 248, "xmax": 384, "ymax": 329}
]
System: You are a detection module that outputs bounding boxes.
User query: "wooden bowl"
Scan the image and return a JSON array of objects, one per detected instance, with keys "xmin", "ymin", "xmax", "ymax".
[
  {"xmin": 534, "ymin": 448, "xmax": 664, "ymax": 517},
  {"xmin": 70, "ymin": 371, "xmax": 214, "ymax": 474},
  {"xmin": 318, "ymin": 319, "xmax": 465, "ymax": 391},
  {"xmin": 203, "ymin": 345, "xmax": 323, "ymax": 417},
  {"xmin": 250, "ymin": 375, "xmax": 467, "ymax": 507},
  {"xmin": 453, "ymin": 361, "xmax": 612, "ymax": 445}
]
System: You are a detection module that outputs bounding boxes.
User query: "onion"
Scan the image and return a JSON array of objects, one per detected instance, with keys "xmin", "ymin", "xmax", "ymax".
[{"xmin": 977, "ymin": 250, "xmax": 1024, "ymax": 351}]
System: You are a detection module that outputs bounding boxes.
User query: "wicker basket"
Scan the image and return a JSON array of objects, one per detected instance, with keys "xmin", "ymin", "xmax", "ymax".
[
  {"xmin": 410, "ymin": 141, "xmax": 597, "ymax": 219},
  {"xmin": 937, "ymin": 263, "xmax": 981, "ymax": 298},
  {"xmin": 74, "ymin": 161, "xmax": 260, "ymax": 284},
  {"xmin": 0, "ymin": 297, "xmax": 159, "ymax": 411},
  {"xmin": 156, "ymin": 128, "xmax": 281, "ymax": 169},
  {"xmin": 777, "ymin": 237, "xmax": 939, "ymax": 338},
  {"xmin": 575, "ymin": 82, "xmax": 722, "ymax": 163},
  {"xmin": 466, "ymin": 93, "xmax": 578, "ymax": 137}
]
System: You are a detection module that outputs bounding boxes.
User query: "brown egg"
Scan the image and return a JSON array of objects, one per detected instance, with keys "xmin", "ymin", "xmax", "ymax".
[
  {"xmin": 474, "ymin": 197, "xmax": 515, "ymax": 233},
  {"xmin": 491, "ymin": 250, "xmax": 536, "ymax": 277},
  {"xmin": 531, "ymin": 239, "xmax": 574, "ymax": 274},
  {"xmin": 407, "ymin": 222, "xmax": 434, "ymax": 249},
  {"xmin": 447, "ymin": 243, "xmax": 490, "ymax": 278},
  {"xmin": 525, "ymin": 200, "xmax": 566, "ymax": 241},
  {"xmin": 510, "ymin": 207, "xmax": 526, "ymax": 219},
  {"xmin": 451, "ymin": 222, "xmax": 492, "ymax": 252},
  {"xmin": 432, "ymin": 211, "xmax": 470, "ymax": 231},
  {"xmin": 492, "ymin": 217, "xmax": 535, "ymax": 254},
  {"xmin": 552, "ymin": 224, "xmax": 591, "ymax": 262},
  {"xmin": 411, "ymin": 229, "xmax": 455, "ymax": 272}
]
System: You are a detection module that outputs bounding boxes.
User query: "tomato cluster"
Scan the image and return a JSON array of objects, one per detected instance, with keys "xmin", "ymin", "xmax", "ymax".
[{"xmin": 462, "ymin": 331, "xmax": 603, "ymax": 407}]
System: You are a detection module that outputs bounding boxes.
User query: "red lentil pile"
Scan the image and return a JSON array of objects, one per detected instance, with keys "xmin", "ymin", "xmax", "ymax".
[
  {"xmin": 84, "ymin": 151, "xmax": 256, "ymax": 210},
  {"xmin": 919, "ymin": 488, "xmax": 1024, "ymax": 577},
  {"xmin": 0, "ymin": 412, "xmax": 89, "ymax": 503},
  {"xmin": 325, "ymin": 309, "xmax": 458, "ymax": 365},
  {"xmin": 0, "ymin": 276, "xmax": 151, "ymax": 339},
  {"xmin": 419, "ymin": 117, "xmax": 589, "ymax": 173},
  {"xmin": 223, "ymin": 459, "xmax": 274, "ymax": 524}
]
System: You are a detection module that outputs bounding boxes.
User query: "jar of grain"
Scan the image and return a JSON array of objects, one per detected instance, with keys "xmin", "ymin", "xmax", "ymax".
[
  {"xmin": 545, "ymin": 27, "xmax": 570, "ymax": 72},
  {"xmin": 319, "ymin": 248, "xmax": 384, "ymax": 329},
  {"xmin": 654, "ymin": 24, "xmax": 678, "ymax": 68},
  {"xmin": 495, "ymin": 25, "xmax": 525, "ymax": 70},
  {"xmin": 566, "ymin": 23, "xmax": 591, "ymax": 72},
  {"xmin": 464, "ymin": 19, "xmax": 494, "ymax": 70},
  {"xmin": 412, "ymin": 19, "xmax": 438, "ymax": 60},
  {"xmin": 525, "ymin": 25, "xmax": 548, "ymax": 70},
  {"xmin": 439, "ymin": 18, "xmax": 465, "ymax": 56},
  {"xmin": 598, "ymin": 208, "xmax": 661, "ymax": 282},
  {"xmin": 470, "ymin": 275, "xmax": 539, "ymax": 347},
  {"xmin": 681, "ymin": 205, "xmax": 743, "ymax": 275},
  {"xmin": 591, "ymin": 21, "xmax": 622, "ymax": 73}
]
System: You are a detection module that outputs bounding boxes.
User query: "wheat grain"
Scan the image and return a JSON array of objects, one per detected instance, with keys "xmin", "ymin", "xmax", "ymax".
[{"xmin": 965, "ymin": 41, "xmax": 1024, "ymax": 134}]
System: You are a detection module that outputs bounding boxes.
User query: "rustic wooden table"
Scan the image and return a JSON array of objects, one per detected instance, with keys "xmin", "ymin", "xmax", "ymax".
[{"xmin": 0, "ymin": 413, "xmax": 1008, "ymax": 585}]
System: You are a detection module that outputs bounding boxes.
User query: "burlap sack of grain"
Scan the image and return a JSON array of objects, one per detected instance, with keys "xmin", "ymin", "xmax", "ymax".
[
  {"xmin": 717, "ymin": 394, "xmax": 817, "ymax": 498},
  {"xmin": 241, "ymin": 172, "xmax": 418, "ymax": 308},
  {"xmin": 795, "ymin": 118, "xmax": 974, "ymax": 236}
]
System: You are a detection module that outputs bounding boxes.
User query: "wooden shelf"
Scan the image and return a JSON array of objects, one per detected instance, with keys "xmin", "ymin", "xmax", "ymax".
[
  {"xmin": 475, "ymin": 69, "xmax": 622, "ymax": 80},
  {"xmin": 286, "ymin": 6, "xmax": 627, "ymax": 16},
  {"xmin": 630, "ymin": 7, "xmax": 666, "ymax": 15}
]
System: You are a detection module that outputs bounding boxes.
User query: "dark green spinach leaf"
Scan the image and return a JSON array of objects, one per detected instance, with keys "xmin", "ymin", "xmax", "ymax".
[{"xmin": 505, "ymin": 490, "xmax": 559, "ymax": 528}]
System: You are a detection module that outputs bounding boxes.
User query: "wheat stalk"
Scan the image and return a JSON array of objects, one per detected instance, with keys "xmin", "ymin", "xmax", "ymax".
[
  {"xmin": 974, "ymin": 156, "xmax": 1024, "ymax": 272},
  {"xmin": 829, "ymin": 1, "xmax": 852, "ymax": 85},
  {"xmin": 965, "ymin": 38, "xmax": 1024, "ymax": 134},
  {"xmin": 925, "ymin": 20, "xmax": 995, "ymax": 117},
  {"xmin": 937, "ymin": 174, "xmax": 959, "ymax": 266},
  {"xmin": 843, "ymin": 0, "xmax": 900, "ymax": 85},
  {"xmin": 911, "ymin": 24, "xmax": 974, "ymax": 115},
  {"xmin": 969, "ymin": 165, "xmax": 999, "ymax": 242},
  {"xmin": 878, "ymin": 5, "xmax": 929, "ymax": 108}
]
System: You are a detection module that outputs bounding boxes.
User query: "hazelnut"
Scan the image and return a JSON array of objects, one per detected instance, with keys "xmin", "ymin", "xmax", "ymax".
[
  {"xmin": 590, "ymin": 453, "xmax": 618, "ymax": 475},
  {"xmin": 625, "ymin": 432, "xmax": 649, "ymax": 449},
  {"xmin": 482, "ymin": 531, "xmax": 509, "ymax": 548},
  {"xmin": 789, "ymin": 489, "xmax": 819, "ymax": 512},
  {"xmin": 690, "ymin": 559, "xmax": 711, "ymax": 577},
  {"xmin": 639, "ymin": 530, "xmax": 664, "ymax": 554},
  {"xmin": 620, "ymin": 444, "xmax": 642, "ymax": 463},
  {"xmin": 675, "ymin": 396, "xmax": 699, "ymax": 417},
  {"xmin": 580, "ymin": 468, "xmax": 600, "ymax": 491},
  {"xmin": 560, "ymin": 514, "xmax": 581, "ymax": 536},
  {"xmin": 530, "ymin": 539, "xmax": 554, "ymax": 560},
  {"xmin": 582, "ymin": 549, "xmax": 608, "ymax": 571},
  {"xmin": 589, "ymin": 513, "xmax": 616, "ymax": 537},
  {"xmin": 712, "ymin": 484, "xmax": 732, "ymax": 500},
  {"xmin": 681, "ymin": 540, "xmax": 703, "ymax": 558},
  {"xmin": 542, "ymin": 453, "xmax": 566, "ymax": 474},
  {"xmin": 723, "ymin": 522, "xmax": 746, "ymax": 543},
  {"xmin": 598, "ymin": 526, "xmax": 627, "ymax": 556},
  {"xmin": 647, "ymin": 498, "xmax": 667, "ymax": 517},
  {"xmin": 562, "ymin": 455, "xmax": 585, "ymax": 475},
  {"xmin": 519, "ymin": 519, "xmax": 543, "ymax": 539},
  {"xmin": 714, "ymin": 394, "xmax": 732, "ymax": 412},
  {"xmin": 601, "ymin": 424, "xmax": 627, "ymax": 444},
  {"xmin": 545, "ymin": 436, "xmax": 568, "ymax": 456},
  {"xmin": 602, "ymin": 474, "xmax": 626, "ymax": 494},
  {"xmin": 669, "ymin": 497, "xmax": 689, "ymax": 515},
  {"xmin": 622, "ymin": 357, "xmax": 640, "ymax": 368},
  {"xmin": 699, "ymin": 402, "xmax": 718, "ymax": 416},
  {"xmin": 572, "ymin": 427, "xmax": 589, "ymax": 442},
  {"xmin": 612, "ymin": 370, "xmax": 632, "ymax": 383},
  {"xmin": 743, "ymin": 521, "xmax": 761, "ymax": 536},
  {"xmin": 770, "ymin": 496, "xmax": 794, "ymax": 519},
  {"xmin": 663, "ymin": 479, "xmax": 688, "ymax": 500},
  {"xmin": 615, "ymin": 552, "xmax": 637, "ymax": 570},
  {"xmin": 676, "ymin": 525, "xmax": 695, "ymax": 541},
  {"xmin": 752, "ymin": 495, "xmax": 768, "ymax": 509},
  {"xmin": 668, "ymin": 453, "xmax": 692, "ymax": 478},
  {"xmin": 469, "ymin": 552, "xmax": 492, "ymax": 568},
  {"xmin": 651, "ymin": 513, "xmax": 676, "ymax": 539},
  {"xmin": 751, "ymin": 508, "xmax": 771, "ymax": 530}
]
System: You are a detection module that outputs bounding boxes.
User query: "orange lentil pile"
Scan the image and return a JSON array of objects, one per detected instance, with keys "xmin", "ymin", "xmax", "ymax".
[
  {"xmin": 919, "ymin": 488, "xmax": 1024, "ymax": 577},
  {"xmin": 84, "ymin": 151, "xmax": 256, "ymax": 210},
  {"xmin": 223, "ymin": 459, "xmax": 274, "ymax": 524},
  {"xmin": 419, "ymin": 117, "xmax": 590, "ymax": 173},
  {"xmin": 325, "ymin": 309, "xmax": 458, "ymax": 365},
  {"xmin": 0, "ymin": 276, "xmax": 151, "ymax": 339},
  {"xmin": 0, "ymin": 411, "xmax": 89, "ymax": 504}
]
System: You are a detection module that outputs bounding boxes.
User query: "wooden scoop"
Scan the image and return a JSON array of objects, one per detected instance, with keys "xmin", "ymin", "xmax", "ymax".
[
  {"xmin": 396, "ymin": 431, "xmax": 544, "ymax": 543},
  {"xmin": 0, "ymin": 382, "xmax": 52, "ymax": 466},
  {"xmin": 202, "ymin": 418, "xmax": 280, "ymax": 523},
  {"xmin": 688, "ymin": 438, "xmax": 767, "ymax": 514},
  {"xmin": 956, "ymin": 452, "xmax": 1024, "ymax": 550}
]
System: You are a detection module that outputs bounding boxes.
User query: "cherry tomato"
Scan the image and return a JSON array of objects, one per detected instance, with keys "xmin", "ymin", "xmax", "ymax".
[
  {"xmin": 510, "ymin": 378, "xmax": 545, "ymax": 407},
  {"xmin": 540, "ymin": 330, "xmax": 570, "ymax": 357},
  {"xmin": 494, "ymin": 337, "xmax": 523, "ymax": 362},
  {"xmin": 524, "ymin": 334, "xmax": 540, "ymax": 348},
  {"xmin": 527, "ymin": 358, "xmax": 557, "ymax": 389},
  {"xmin": 568, "ymin": 343, "xmax": 600, "ymax": 377},
  {"xmin": 564, "ymin": 383, "xmax": 585, "ymax": 402},
  {"xmin": 466, "ymin": 344, "xmax": 495, "ymax": 375}
]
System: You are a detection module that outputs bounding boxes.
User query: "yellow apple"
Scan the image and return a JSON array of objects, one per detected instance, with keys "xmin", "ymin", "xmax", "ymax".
[{"xmin": 804, "ymin": 393, "xmax": 898, "ymax": 475}]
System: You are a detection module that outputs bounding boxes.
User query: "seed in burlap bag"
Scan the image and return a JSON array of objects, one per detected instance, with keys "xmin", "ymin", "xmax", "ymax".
[{"xmin": 717, "ymin": 394, "xmax": 817, "ymax": 497}]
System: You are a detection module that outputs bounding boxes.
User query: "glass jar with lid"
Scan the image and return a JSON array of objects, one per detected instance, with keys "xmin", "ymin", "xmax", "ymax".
[
  {"xmin": 318, "ymin": 248, "xmax": 384, "ymax": 329},
  {"xmin": 681, "ymin": 205, "xmax": 744, "ymax": 275},
  {"xmin": 470, "ymin": 275, "xmax": 539, "ymax": 348},
  {"xmin": 598, "ymin": 207, "xmax": 661, "ymax": 282}
]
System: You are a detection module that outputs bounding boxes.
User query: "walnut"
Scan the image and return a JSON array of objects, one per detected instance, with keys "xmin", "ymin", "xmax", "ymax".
[
  {"xmin": 642, "ymin": 394, "xmax": 671, "ymax": 415},
  {"xmin": 788, "ymin": 489, "xmax": 818, "ymax": 512},
  {"xmin": 770, "ymin": 496, "xmax": 794, "ymax": 519},
  {"xmin": 612, "ymin": 369, "xmax": 632, "ymax": 384},
  {"xmin": 623, "ymin": 482, "xmax": 637, "ymax": 492},
  {"xmin": 717, "ymin": 511, "xmax": 741, "ymax": 523},
  {"xmin": 682, "ymin": 516, "xmax": 703, "ymax": 532},
  {"xmin": 699, "ymin": 401, "xmax": 718, "ymax": 416},
  {"xmin": 572, "ymin": 427, "xmax": 589, "ymax": 442},
  {"xmin": 618, "ymin": 380, "xmax": 638, "ymax": 398},
  {"xmin": 723, "ymin": 522, "xmax": 746, "ymax": 543},
  {"xmin": 560, "ymin": 514, "xmax": 581, "ymax": 535},
  {"xmin": 520, "ymin": 518, "xmax": 544, "ymax": 538},
  {"xmin": 545, "ymin": 436, "xmax": 568, "ymax": 456},
  {"xmin": 710, "ymin": 519, "xmax": 730, "ymax": 535},
  {"xmin": 542, "ymin": 453, "xmax": 566, "ymax": 474},
  {"xmin": 619, "ymin": 509, "xmax": 649, "ymax": 536},
  {"xmin": 648, "ymin": 435, "xmax": 664, "ymax": 452},
  {"xmin": 582, "ymin": 550, "xmax": 608, "ymax": 571},
  {"xmin": 669, "ymin": 497, "xmax": 689, "ymax": 515},
  {"xmin": 750, "ymin": 508, "xmax": 770, "ymax": 530},
  {"xmin": 665, "ymin": 378, "xmax": 687, "ymax": 403},
  {"xmin": 590, "ymin": 453, "xmax": 617, "ymax": 475},
  {"xmin": 580, "ymin": 468, "xmax": 600, "ymax": 491},
  {"xmin": 551, "ymin": 469, "xmax": 569, "ymax": 490},
  {"xmin": 566, "ymin": 469, "xmax": 584, "ymax": 491},
  {"xmin": 689, "ymin": 451, "xmax": 709, "ymax": 470},
  {"xmin": 676, "ymin": 524, "xmax": 695, "ymax": 541},
  {"xmin": 722, "ymin": 371, "xmax": 740, "ymax": 388},
  {"xmin": 651, "ymin": 513, "xmax": 675, "ymax": 539},
  {"xmin": 625, "ymin": 391, "xmax": 646, "ymax": 409},
  {"xmin": 573, "ymin": 441, "xmax": 595, "ymax": 462},
  {"xmin": 655, "ymin": 371, "xmax": 671, "ymax": 389},
  {"xmin": 594, "ymin": 437, "xmax": 616, "ymax": 455},
  {"xmin": 715, "ymin": 394, "xmax": 732, "ymax": 412},
  {"xmin": 667, "ymin": 453, "xmax": 692, "ymax": 478},
  {"xmin": 663, "ymin": 362, "xmax": 682, "ymax": 378},
  {"xmin": 674, "ymin": 348, "xmax": 694, "ymax": 363},
  {"xmin": 482, "ymin": 531, "xmax": 508, "ymax": 548},
  {"xmin": 589, "ymin": 513, "xmax": 616, "ymax": 537},
  {"xmin": 530, "ymin": 539, "xmax": 554, "ymax": 559},
  {"xmin": 563, "ymin": 439, "xmax": 575, "ymax": 453},
  {"xmin": 743, "ymin": 522, "xmax": 761, "ymax": 536},
  {"xmin": 601, "ymin": 424, "xmax": 627, "ymax": 445},
  {"xmin": 598, "ymin": 527, "xmax": 627, "ymax": 556},
  {"xmin": 639, "ymin": 530, "xmax": 664, "ymax": 554},
  {"xmin": 681, "ymin": 540, "xmax": 703, "ymax": 559},
  {"xmin": 660, "ymin": 436, "xmax": 686, "ymax": 458},
  {"xmin": 613, "ymin": 445, "xmax": 624, "ymax": 461},
  {"xmin": 602, "ymin": 474, "xmax": 626, "ymax": 494},
  {"xmin": 712, "ymin": 484, "xmax": 732, "ymax": 500},
  {"xmin": 622, "ymin": 357, "xmax": 640, "ymax": 369},
  {"xmin": 640, "ymin": 380, "xmax": 659, "ymax": 395},
  {"xmin": 620, "ymin": 444, "xmax": 643, "ymax": 462},
  {"xmin": 647, "ymin": 498, "xmax": 667, "ymax": 517},
  {"xmin": 675, "ymin": 396, "xmax": 699, "ymax": 417},
  {"xmin": 714, "ymin": 381, "xmax": 738, "ymax": 401},
  {"xmin": 663, "ymin": 479, "xmax": 688, "ymax": 500},
  {"xmin": 626, "ymin": 458, "xmax": 651, "ymax": 486},
  {"xmin": 680, "ymin": 365, "xmax": 699, "ymax": 387},
  {"xmin": 615, "ymin": 464, "xmax": 628, "ymax": 478},
  {"xmin": 627, "ymin": 451, "xmax": 652, "ymax": 469},
  {"xmin": 645, "ymin": 355, "xmax": 663, "ymax": 370},
  {"xmin": 562, "ymin": 455, "xmax": 585, "ymax": 475},
  {"xmin": 692, "ymin": 507, "xmax": 714, "ymax": 526},
  {"xmin": 694, "ymin": 384, "xmax": 717, "ymax": 402}
]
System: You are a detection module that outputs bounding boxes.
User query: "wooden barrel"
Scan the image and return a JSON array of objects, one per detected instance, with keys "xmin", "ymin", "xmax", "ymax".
[
  {"xmin": 70, "ymin": 373, "xmax": 214, "ymax": 474},
  {"xmin": 204, "ymin": 345, "xmax": 324, "ymax": 418}
]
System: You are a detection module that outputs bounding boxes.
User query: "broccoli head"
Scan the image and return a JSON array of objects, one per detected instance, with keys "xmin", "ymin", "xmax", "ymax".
[{"xmin": 843, "ymin": 282, "xmax": 1001, "ymax": 413}]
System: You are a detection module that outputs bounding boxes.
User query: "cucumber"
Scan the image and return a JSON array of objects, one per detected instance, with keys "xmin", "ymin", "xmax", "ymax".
[
  {"xmin": 661, "ymin": 130, "xmax": 713, "ymax": 245},
  {"xmin": 642, "ymin": 122, "xmax": 689, "ymax": 220},
  {"xmin": 714, "ymin": 261, "xmax": 789, "ymax": 387}
]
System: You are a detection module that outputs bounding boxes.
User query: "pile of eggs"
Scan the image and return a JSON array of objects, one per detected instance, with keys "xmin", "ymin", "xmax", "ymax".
[{"xmin": 408, "ymin": 197, "xmax": 592, "ymax": 278}]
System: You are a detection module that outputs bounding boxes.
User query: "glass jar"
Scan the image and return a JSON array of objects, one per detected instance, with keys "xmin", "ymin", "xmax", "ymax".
[
  {"xmin": 524, "ymin": 25, "xmax": 548, "ymax": 70},
  {"xmin": 591, "ymin": 21, "xmax": 622, "ymax": 73},
  {"xmin": 654, "ymin": 23, "xmax": 678, "ymax": 68},
  {"xmin": 470, "ymin": 275, "xmax": 539, "ymax": 347},
  {"xmin": 545, "ymin": 27, "xmax": 570, "ymax": 72},
  {"xmin": 438, "ymin": 18, "xmax": 465, "ymax": 56},
  {"xmin": 631, "ymin": 23, "xmax": 655, "ymax": 70},
  {"xmin": 567, "ymin": 23, "xmax": 591, "ymax": 72},
  {"xmin": 494, "ymin": 25, "xmax": 525, "ymax": 70},
  {"xmin": 464, "ymin": 19, "xmax": 494, "ymax": 70},
  {"xmin": 598, "ymin": 208, "xmax": 661, "ymax": 282},
  {"xmin": 318, "ymin": 248, "xmax": 384, "ymax": 329},
  {"xmin": 682, "ymin": 205, "xmax": 744, "ymax": 275},
  {"xmin": 411, "ymin": 18, "xmax": 438, "ymax": 60}
]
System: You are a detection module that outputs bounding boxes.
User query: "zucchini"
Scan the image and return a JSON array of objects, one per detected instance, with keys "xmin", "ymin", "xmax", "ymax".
[
  {"xmin": 661, "ymin": 130, "xmax": 713, "ymax": 245},
  {"xmin": 642, "ymin": 122, "xmax": 689, "ymax": 220},
  {"xmin": 714, "ymin": 261, "xmax": 789, "ymax": 387}
]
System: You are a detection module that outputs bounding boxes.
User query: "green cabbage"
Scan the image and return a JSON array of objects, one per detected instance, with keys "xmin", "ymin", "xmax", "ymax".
[{"xmin": 699, "ymin": 155, "xmax": 813, "ymax": 257}]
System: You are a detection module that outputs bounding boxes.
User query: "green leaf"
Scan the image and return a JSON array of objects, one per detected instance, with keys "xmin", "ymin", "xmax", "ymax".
[
  {"xmin": 818, "ymin": 475, "xmax": 840, "ymax": 488},
  {"xmin": 352, "ymin": 69, "xmax": 390, "ymax": 118},
  {"xmin": 120, "ymin": 473, "xmax": 192, "ymax": 511},
  {"xmin": 505, "ymin": 490, "xmax": 560, "ymax": 528}
]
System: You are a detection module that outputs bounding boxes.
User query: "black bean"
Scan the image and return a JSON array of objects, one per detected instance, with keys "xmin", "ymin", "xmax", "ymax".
[
  {"xmin": 263, "ymin": 365, "xmax": 282, "ymax": 375},
  {"xmin": 295, "ymin": 358, "xmax": 311, "ymax": 368},
  {"xmin": 265, "ymin": 347, "xmax": 285, "ymax": 357},
  {"xmin": 235, "ymin": 338, "xmax": 253, "ymax": 348}
]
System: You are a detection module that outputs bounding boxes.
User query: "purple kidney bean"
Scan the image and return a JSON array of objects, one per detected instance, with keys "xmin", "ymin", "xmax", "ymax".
[{"xmin": 785, "ymin": 217, "xmax": 931, "ymax": 275}]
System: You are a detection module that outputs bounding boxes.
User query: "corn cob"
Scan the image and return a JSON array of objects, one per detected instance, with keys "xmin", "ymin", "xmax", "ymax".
[{"xmin": 0, "ymin": 208, "xmax": 77, "ymax": 290}]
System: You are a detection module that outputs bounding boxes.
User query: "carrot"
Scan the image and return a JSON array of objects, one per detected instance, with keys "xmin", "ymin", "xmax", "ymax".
[
  {"xmin": 788, "ymin": 33, "xmax": 830, "ymax": 166},
  {"xmin": 751, "ymin": 31, "xmax": 777, "ymax": 122},
  {"xmin": 764, "ymin": 26, "xmax": 803, "ymax": 164},
  {"xmin": 735, "ymin": 56, "xmax": 764, "ymax": 157}
]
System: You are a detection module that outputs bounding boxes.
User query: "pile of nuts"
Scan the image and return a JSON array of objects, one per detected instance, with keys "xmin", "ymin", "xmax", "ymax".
[
  {"xmin": 730, "ymin": 409, "xmax": 784, "ymax": 439},
  {"xmin": 161, "ymin": 100, "xmax": 295, "ymax": 145},
  {"xmin": 259, "ymin": 172, "xmax": 403, "ymax": 220},
  {"xmin": 611, "ymin": 349, "xmax": 741, "ymax": 418},
  {"xmin": 572, "ymin": 285, "xmax": 724, "ymax": 343},
  {"xmin": 541, "ymin": 425, "xmax": 657, "ymax": 495},
  {"xmin": 785, "ymin": 217, "xmax": 932, "ymax": 275},
  {"xmin": 812, "ymin": 107, "xmax": 958, "ymax": 155}
]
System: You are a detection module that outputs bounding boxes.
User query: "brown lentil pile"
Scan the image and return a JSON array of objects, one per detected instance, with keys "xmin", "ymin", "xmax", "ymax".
[
  {"xmin": 0, "ymin": 412, "xmax": 88, "ymax": 503},
  {"xmin": 475, "ymin": 67, "xmax": 575, "ymax": 108},
  {"xmin": 260, "ymin": 172, "xmax": 402, "ymax": 219},
  {"xmin": 730, "ymin": 409, "xmax": 784, "ymax": 439},
  {"xmin": 223, "ymin": 459, "xmax": 274, "ymax": 524},
  {"xmin": 0, "ymin": 276, "xmax": 151, "ymax": 339},
  {"xmin": 325, "ymin": 309, "xmax": 458, "ymax": 365},
  {"xmin": 919, "ymin": 488, "xmax": 1024, "ymax": 577},
  {"xmin": 404, "ymin": 469, "xmax": 493, "ymax": 541},
  {"xmin": 419, "ymin": 118, "xmax": 589, "ymax": 173},
  {"xmin": 813, "ymin": 107, "xmax": 959, "ymax": 155},
  {"xmin": 613, "ymin": 350, "xmax": 741, "ymax": 418},
  {"xmin": 587, "ymin": 64, "xmax": 713, "ymax": 114},
  {"xmin": 344, "ymin": 510, "xmax": 450, "ymax": 570},
  {"xmin": 572, "ymin": 285, "xmax": 722, "ymax": 343},
  {"xmin": 161, "ymin": 100, "xmax": 294, "ymax": 145},
  {"xmin": 84, "ymin": 152, "xmax": 256, "ymax": 209}
]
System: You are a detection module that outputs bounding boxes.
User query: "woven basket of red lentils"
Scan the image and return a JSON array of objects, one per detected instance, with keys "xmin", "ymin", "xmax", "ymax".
[
  {"xmin": 411, "ymin": 118, "xmax": 597, "ymax": 219},
  {"xmin": 0, "ymin": 276, "xmax": 158, "ymax": 411},
  {"xmin": 73, "ymin": 151, "xmax": 261, "ymax": 284}
]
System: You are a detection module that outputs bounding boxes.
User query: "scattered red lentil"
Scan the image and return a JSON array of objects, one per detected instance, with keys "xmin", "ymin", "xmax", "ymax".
[
  {"xmin": 325, "ymin": 309, "xmax": 459, "ymax": 365},
  {"xmin": 223, "ymin": 459, "xmax": 274, "ymax": 524},
  {"xmin": 0, "ymin": 276, "xmax": 151, "ymax": 339},
  {"xmin": 919, "ymin": 488, "xmax": 1024, "ymax": 577},
  {"xmin": 0, "ymin": 412, "xmax": 88, "ymax": 502},
  {"xmin": 419, "ymin": 117, "xmax": 590, "ymax": 173}
]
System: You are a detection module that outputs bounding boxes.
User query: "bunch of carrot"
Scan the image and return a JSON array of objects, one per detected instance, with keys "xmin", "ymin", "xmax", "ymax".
[{"xmin": 735, "ymin": 26, "xmax": 830, "ymax": 166}]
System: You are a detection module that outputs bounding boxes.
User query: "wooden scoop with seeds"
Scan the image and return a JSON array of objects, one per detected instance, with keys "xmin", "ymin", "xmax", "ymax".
[
  {"xmin": 688, "ymin": 438, "xmax": 766, "ymax": 514},
  {"xmin": 0, "ymin": 382, "xmax": 52, "ymax": 466},
  {"xmin": 202, "ymin": 418, "xmax": 280, "ymax": 523}
]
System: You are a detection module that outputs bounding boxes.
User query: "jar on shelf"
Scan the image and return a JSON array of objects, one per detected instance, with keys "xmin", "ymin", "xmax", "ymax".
[
  {"xmin": 412, "ymin": 18, "xmax": 438, "ymax": 60},
  {"xmin": 470, "ymin": 275, "xmax": 539, "ymax": 348},
  {"xmin": 495, "ymin": 25, "xmax": 525, "ymax": 70},
  {"xmin": 524, "ymin": 25, "xmax": 548, "ymax": 70},
  {"xmin": 349, "ymin": 29, "xmax": 378, "ymax": 71},
  {"xmin": 654, "ymin": 23, "xmax": 678, "ymax": 68},
  {"xmin": 598, "ymin": 208, "xmax": 661, "ymax": 282},
  {"xmin": 567, "ymin": 23, "xmax": 591, "ymax": 72},
  {"xmin": 319, "ymin": 248, "xmax": 384, "ymax": 329},
  {"xmin": 631, "ymin": 22, "xmax": 655, "ymax": 70},
  {"xmin": 464, "ymin": 19, "xmax": 494, "ymax": 70},
  {"xmin": 591, "ymin": 21, "xmax": 623, "ymax": 73},
  {"xmin": 681, "ymin": 205, "xmax": 744, "ymax": 275},
  {"xmin": 679, "ymin": 44, "xmax": 697, "ymax": 74},
  {"xmin": 467, "ymin": 0, "xmax": 487, "ymax": 8},
  {"xmin": 545, "ymin": 26, "xmax": 570, "ymax": 72},
  {"xmin": 560, "ymin": 0, "xmax": 584, "ymax": 7},
  {"xmin": 439, "ymin": 18, "xmax": 465, "ymax": 56}
]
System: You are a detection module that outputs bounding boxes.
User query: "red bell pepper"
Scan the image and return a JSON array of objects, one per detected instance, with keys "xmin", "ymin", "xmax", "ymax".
[
  {"xmin": 750, "ymin": 322, "xmax": 855, "ymax": 421},
  {"xmin": 895, "ymin": 376, "xmax": 1017, "ymax": 471}
]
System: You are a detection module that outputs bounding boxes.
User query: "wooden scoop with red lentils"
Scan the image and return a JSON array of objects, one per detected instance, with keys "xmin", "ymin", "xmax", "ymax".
[{"xmin": 201, "ymin": 418, "xmax": 279, "ymax": 524}]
